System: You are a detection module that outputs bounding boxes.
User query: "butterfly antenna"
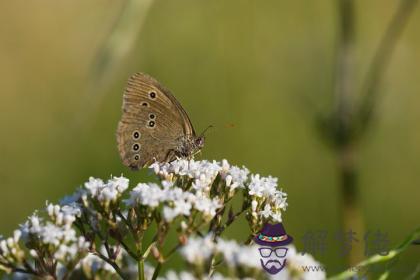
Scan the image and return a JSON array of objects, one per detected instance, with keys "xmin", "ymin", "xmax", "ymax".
[{"xmin": 200, "ymin": 125, "xmax": 214, "ymax": 137}]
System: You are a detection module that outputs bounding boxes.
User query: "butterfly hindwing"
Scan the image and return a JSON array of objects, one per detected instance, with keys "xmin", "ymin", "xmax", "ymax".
[{"xmin": 117, "ymin": 73, "xmax": 195, "ymax": 169}]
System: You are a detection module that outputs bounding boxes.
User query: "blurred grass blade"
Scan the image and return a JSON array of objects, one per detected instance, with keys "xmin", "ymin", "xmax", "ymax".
[
  {"xmin": 357, "ymin": 0, "xmax": 419, "ymax": 129},
  {"xmin": 74, "ymin": 0, "xmax": 154, "ymax": 131},
  {"xmin": 405, "ymin": 264, "xmax": 420, "ymax": 280},
  {"xmin": 328, "ymin": 227, "xmax": 420, "ymax": 280},
  {"xmin": 92, "ymin": 0, "xmax": 154, "ymax": 84}
]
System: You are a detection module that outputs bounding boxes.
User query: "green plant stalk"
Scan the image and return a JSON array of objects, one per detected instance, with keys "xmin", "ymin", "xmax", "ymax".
[
  {"xmin": 151, "ymin": 263, "xmax": 162, "ymax": 280},
  {"xmin": 138, "ymin": 258, "xmax": 144, "ymax": 280},
  {"xmin": 135, "ymin": 228, "xmax": 145, "ymax": 280},
  {"xmin": 358, "ymin": 0, "xmax": 419, "ymax": 125},
  {"xmin": 333, "ymin": 0, "xmax": 365, "ymax": 266},
  {"xmin": 331, "ymin": 0, "xmax": 418, "ymax": 267},
  {"xmin": 328, "ymin": 227, "xmax": 420, "ymax": 280},
  {"xmin": 137, "ymin": 241, "xmax": 144, "ymax": 280}
]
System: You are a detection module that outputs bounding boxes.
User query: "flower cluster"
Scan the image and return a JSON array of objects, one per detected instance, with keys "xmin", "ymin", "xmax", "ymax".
[
  {"xmin": 0, "ymin": 206, "xmax": 89, "ymax": 278},
  {"xmin": 0, "ymin": 158, "xmax": 324, "ymax": 280},
  {"xmin": 151, "ymin": 159, "xmax": 287, "ymax": 226},
  {"xmin": 124, "ymin": 182, "xmax": 222, "ymax": 222},
  {"xmin": 83, "ymin": 176, "xmax": 129, "ymax": 209},
  {"xmin": 180, "ymin": 235, "xmax": 325, "ymax": 280},
  {"xmin": 180, "ymin": 235, "xmax": 261, "ymax": 275},
  {"xmin": 276, "ymin": 246, "xmax": 326, "ymax": 280}
]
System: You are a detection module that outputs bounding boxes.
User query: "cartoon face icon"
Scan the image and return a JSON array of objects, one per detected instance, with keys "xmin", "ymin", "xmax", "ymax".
[{"xmin": 258, "ymin": 246, "xmax": 288, "ymax": 274}]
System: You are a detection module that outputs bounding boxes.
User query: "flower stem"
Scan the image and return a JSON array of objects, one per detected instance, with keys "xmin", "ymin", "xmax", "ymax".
[
  {"xmin": 137, "ymin": 240, "xmax": 144, "ymax": 280},
  {"xmin": 138, "ymin": 258, "xmax": 144, "ymax": 280},
  {"xmin": 328, "ymin": 227, "xmax": 420, "ymax": 280},
  {"xmin": 152, "ymin": 263, "xmax": 162, "ymax": 280},
  {"xmin": 94, "ymin": 252, "xmax": 127, "ymax": 280}
]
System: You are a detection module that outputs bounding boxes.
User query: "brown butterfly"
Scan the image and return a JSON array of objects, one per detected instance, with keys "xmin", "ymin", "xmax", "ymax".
[{"xmin": 116, "ymin": 73, "xmax": 205, "ymax": 170}]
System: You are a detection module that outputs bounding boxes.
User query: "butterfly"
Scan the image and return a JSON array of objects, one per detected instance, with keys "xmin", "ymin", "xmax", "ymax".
[{"xmin": 116, "ymin": 73, "xmax": 205, "ymax": 170}]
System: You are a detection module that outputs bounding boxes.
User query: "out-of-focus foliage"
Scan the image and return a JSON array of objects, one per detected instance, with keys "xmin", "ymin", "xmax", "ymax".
[{"xmin": 0, "ymin": 0, "xmax": 419, "ymax": 278}]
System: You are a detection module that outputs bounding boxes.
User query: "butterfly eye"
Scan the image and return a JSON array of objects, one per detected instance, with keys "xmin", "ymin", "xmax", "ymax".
[
  {"xmin": 149, "ymin": 91, "xmax": 156, "ymax": 99},
  {"xmin": 195, "ymin": 137, "xmax": 205, "ymax": 147},
  {"xmin": 134, "ymin": 154, "xmax": 140, "ymax": 161},
  {"xmin": 149, "ymin": 113, "xmax": 155, "ymax": 119},
  {"xmin": 141, "ymin": 102, "xmax": 149, "ymax": 107},
  {"xmin": 132, "ymin": 143, "xmax": 140, "ymax": 151},
  {"xmin": 148, "ymin": 120, "xmax": 155, "ymax": 128},
  {"xmin": 133, "ymin": 131, "xmax": 141, "ymax": 140}
]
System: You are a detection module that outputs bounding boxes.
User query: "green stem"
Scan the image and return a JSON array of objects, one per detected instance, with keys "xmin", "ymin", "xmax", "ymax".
[
  {"xmin": 94, "ymin": 252, "xmax": 127, "ymax": 280},
  {"xmin": 152, "ymin": 263, "xmax": 162, "ymax": 280},
  {"xmin": 328, "ymin": 227, "xmax": 420, "ymax": 280},
  {"xmin": 207, "ymin": 256, "xmax": 216, "ymax": 278},
  {"xmin": 216, "ymin": 208, "xmax": 246, "ymax": 236},
  {"xmin": 138, "ymin": 258, "xmax": 144, "ymax": 280},
  {"xmin": 137, "ymin": 241, "xmax": 144, "ymax": 280},
  {"xmin": 358, "ymin": 0, "xmax": 419, "ymax": 126}
]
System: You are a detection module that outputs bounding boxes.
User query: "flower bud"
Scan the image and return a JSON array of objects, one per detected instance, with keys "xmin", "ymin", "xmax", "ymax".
[
  {"xmin": 178, "ymin": 234, "xmax": 187, "ymax": 245},
  {"xmin": 251, "ymin": 200, "xmax": 258, "ymax": 212}
]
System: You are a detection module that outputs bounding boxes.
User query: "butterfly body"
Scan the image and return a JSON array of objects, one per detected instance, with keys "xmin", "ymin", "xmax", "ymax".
[
  {"xmin": 175, "ymin": 135, "xmax": 204, "ymax": 158},
  {"xmin": 116, "ymin": 73, "xmax": 204, "ymax": 170}
]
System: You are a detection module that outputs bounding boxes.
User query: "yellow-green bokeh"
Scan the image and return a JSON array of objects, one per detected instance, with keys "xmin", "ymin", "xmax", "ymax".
[{"xmin": 0, "ymin": 0, "xmax": 419, "ymax": 278}]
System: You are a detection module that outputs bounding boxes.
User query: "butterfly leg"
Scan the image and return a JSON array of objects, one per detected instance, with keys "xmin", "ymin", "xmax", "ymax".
[
  {"xmin": 190, "ymin": 149, "xmax": 202, "ymax": 160},
  {"xmin": 142, "ymin": 157, "xmax": 157, "ymax": 168},
  {"xmin": 163, "ymin": 149, "xmax": 178, "ymax": 163}
]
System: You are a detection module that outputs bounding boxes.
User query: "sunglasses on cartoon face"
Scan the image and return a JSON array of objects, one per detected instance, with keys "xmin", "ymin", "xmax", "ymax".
[{"xmin": 258, "ymin": 247, "xmax": 288, "ymax": 258}]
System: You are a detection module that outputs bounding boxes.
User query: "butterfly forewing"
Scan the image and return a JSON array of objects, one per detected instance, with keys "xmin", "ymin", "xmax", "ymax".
[{"xmin": 117, "ymin": 73, "xmax": 195, "ymax": 169}]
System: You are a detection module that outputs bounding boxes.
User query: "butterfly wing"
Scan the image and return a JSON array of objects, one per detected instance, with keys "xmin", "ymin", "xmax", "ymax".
[{"xmin": 117, "ymin": 73, "xmax": 195, "ymax": 169}]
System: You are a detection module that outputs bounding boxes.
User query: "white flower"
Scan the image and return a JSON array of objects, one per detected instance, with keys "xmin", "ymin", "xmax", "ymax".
[
  {"xmin": 193, "ymin": 195, "xmax": 222, "ymax": 218},
  {"xmin": 98, "ymin": 176, "xmax": 129, "ymax": 203},
  {"xmin": 151, "ymin": 159, "xmax": 222, "ymax": 188},
  {"xmin": 125, "ymin": 179, "xmax": 222, "ymax": 221},
  {"xmin": 20, "ymin": 214, "xmax": 42, "ymax": 240},
  {"xmin": 161, "ymin": 180, "xmax": 174, "ymax": 188},
  {"xmin": 13, "ymin": 230, "xmax": 21, "ymax": 243},
  {"xmin": 181, "ymin": 235, "xmax": 215, "ymax": 264},
  {"xmin": 191, "ymin": 176, "xmax": 211, "ymax": 192},
  {"xmin": 83, "ymin": 176, "xmax": 129, "ymax": 207},
  {"xmin": 15, "ymin": 212, "xmax": 90, "ymax": 267},
  {"xmin": 0, "ymin": 240, "xmax": 9, "ymax": 256},
  {"xmin": 225, "ymin": 165, "xmax": 249, "ymax": 190},
  {"xmin": 163, "ymin": 200, "xmax": 192, "ymax": 222},
  {"xmin": 270, "ymin": 211, "xmax": 282, "ymax": 222},
  {"xmin": 251, "ymin": 200, "xmax": 258, "ymax": 212},
  {"xmin": 0, "ymin": 159, "xmax": 295, "ymax": 279},
  {"xmin": 248, "ymin": 174, "xmax": 278, "ymax": 198},
  {"xmin": 84, "ymin": 177, "xmax": 104, "ymax": 196},
  {"xmin": 272, "ymin": 190, "xmax": 288, "ymax": 210},
  {"xmin": 54, "ymin": 236, "xmax": 89, "ymax": 262},
  {"xmin": 60, "ymin": 188, "xmax": 86, "ymax": 205},
  {"xmin": 162, "ymin": 207, "xmax": 177, "ymax": 222},
  {"xmin": 125, "ymin": 183, "xmax": 163, "ymax": 208},
  {"xmin": 79, "ymin": 253, "xmax": 116, "ymax": 273},
  {"xmin": 221, "ymin": 159, "xmax": 230, "ymax": 171},
  {"xmin": 40, "ymin": 223, "xmax": 77, "ymax": 246},
  {"xmin": 257, "ymin": 204, "xmax": 283, "ymax": 222},
  {"xmin": 110, "ymin": 176, "xmax": 130, "ymax": 193},
  {"xmin": 260, "ymin": 204, "xmax": 272, "ymax": 218},
  {"xmin": 61, "ymin": 204, "xmax": 82, "ymax": 218},
  {"xmin": 215, "ymin": 239, "xmax": 240, "ymax": 265},
  {"xmin": 215, "ymin": 238, "xmax": 259, "ymax": 269},
  {"xmin": 275, "ymin": 245, "xmax": 326, "ymax": 280},
  {"xmin": 235, "ymin": 245, "xmax": 260, "ymax": 269},
  {"xmin": 46, "ymin": 203, "xmax": 80, "ymax": 227}
]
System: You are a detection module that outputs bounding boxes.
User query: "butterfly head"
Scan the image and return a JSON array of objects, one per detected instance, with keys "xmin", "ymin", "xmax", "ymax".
[
  {"xmin": 194, "ymin": 136, "xmax": 205, "ymax": 149},
  {"xmin": 194, "ymin": 125, "xmax": 213, "ymax": 150}
]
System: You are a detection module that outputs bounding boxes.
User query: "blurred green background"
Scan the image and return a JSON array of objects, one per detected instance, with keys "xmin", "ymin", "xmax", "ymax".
[{"xmin": 1, "ymin": 0, "xmax": 419, "ymax": 277}]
